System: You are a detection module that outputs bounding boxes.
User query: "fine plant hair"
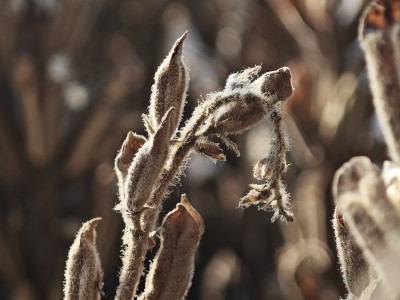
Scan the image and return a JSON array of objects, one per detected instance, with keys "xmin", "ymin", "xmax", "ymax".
[
  {"xmin": 63, "ymin": 31, "xmax": 294, "ymax": 299},
  {"xmin": 333, "ymin": 1, "xmax": 400, "ymax": 299}
]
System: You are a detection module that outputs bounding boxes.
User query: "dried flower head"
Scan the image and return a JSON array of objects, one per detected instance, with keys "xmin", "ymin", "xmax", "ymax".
[
  {"xmin": 333, "ymin": 207, "xmax": 374, "ymax": 298},
  {"xmin": 122, "ymin": 108, "xmax": 173, "ymax": 224},
  {"xmin": 139, "ymin": 194, "xmax": 204, "ymax": 300},
  {"xmin": 195, "ymin": 138, "xmax": 226, "ymax": 162}
]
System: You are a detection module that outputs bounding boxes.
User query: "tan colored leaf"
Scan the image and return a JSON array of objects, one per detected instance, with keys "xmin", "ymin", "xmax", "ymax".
[
  {"xmin": 140, "ymin": 194, "xmax": 204, "ymax": 300},
  {"xmin": 195, "ymin": 139, "xmax": 226, "ymax": 161}
]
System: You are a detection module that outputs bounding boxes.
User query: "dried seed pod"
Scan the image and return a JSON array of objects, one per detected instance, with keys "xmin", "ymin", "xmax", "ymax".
[
  {"xmin": 64, "ymin": 218, "xmax": 103, "ymax": 300},
  {"xmin": 139, "ymin": 194, "xmax": 204, "ymax": 300},
  {"xmin": 147, "ymin": 31, "xmax": 189, "ymax": 137},
  {"xmin": 195, "ymin": 138, "xmax": 226, "ymax": 162},
  {"xmin": 332, "ymin": 207, "xmax": 374, "ymax": 298},
  {"xmin": 115, "ymin": 131, "xmax": 147, "ymax": 177},
  {"xmin": 122, "ymin": 108, "xmax": 173, "ymax": 222},
  {"xmin": 115, "ymin": 131, "xmax": 147, "ymax": 203},
  {"xmin": 250, "ymin": 67, "xmax": 293, "ymax": 104}
]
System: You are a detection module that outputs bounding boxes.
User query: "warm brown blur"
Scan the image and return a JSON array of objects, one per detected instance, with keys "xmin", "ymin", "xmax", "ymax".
[{"xmin": 0, "ymin": 0, "xmax": 385, "ymax": 299}]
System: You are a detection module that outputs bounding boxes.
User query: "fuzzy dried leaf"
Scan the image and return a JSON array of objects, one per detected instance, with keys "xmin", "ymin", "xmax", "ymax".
[
  {"xmin": 64, "ymin": 218, "xmax": 103, "ymax": 300},
  {"xmin": 147, "ymin": 31, "xmax": 189, "ymax": 137},
  {"xmin": 333, "ymin": 207, "xmax": 374, "ymax": 297},
  {"xmin": 115, "ymin": 131, "xmax": 147, "ymax": 176},
  {"xmin": 121, "ymin": 108, "xmax": 173, "ymax": 225},
  {"xmin": 115, "ymin": 131, "xmax": 147, "ymax": 205},
  {"xmin": 212, "ymin": 92, "xmax": 267, "ymax": 135},
  {"xmin": 140, "ymin": 194, "xmax": 204, "ymax": 300},
  {"xmin": 195, "ymin": 139, "xmax": 226, "ymax": 161}
]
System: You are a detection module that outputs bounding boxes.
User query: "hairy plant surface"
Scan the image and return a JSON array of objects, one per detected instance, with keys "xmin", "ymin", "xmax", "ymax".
[
  {"xmin": 63, "ymin": 32, "xmax": 294, "ymax": 299},
  {"xmin": 333, "ymin": 1, "xmax": 400, "ymax": 299}
]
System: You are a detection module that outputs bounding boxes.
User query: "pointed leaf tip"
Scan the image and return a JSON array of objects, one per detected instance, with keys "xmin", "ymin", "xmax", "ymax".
[
  {"xmin": 171, "ymin": 31, "xmax": 189, "ymax": 57},
  {"xmin": 81, "ymin": 217, "xmax": 102, "ymax": 243}
]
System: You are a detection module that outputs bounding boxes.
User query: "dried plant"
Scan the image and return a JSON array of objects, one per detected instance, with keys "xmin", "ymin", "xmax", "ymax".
[
  {"xmin": 333, "ymin": 1, "xmax": 400, "ymax": 299},
  {"xmin": 3, "ymin": 0, "xmax": 383, "ymax": 298},
  {"xmin": 63, "ymin": 32, "xmax": 294, "ymax": 299}
]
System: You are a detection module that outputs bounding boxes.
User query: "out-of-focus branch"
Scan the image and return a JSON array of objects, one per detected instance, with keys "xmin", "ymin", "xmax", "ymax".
[{"xmin": 359, "ymin": 0, "xmax": 400, "ymax": 163}]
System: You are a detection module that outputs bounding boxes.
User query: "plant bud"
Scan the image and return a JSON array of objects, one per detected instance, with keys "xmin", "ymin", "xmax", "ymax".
[
  {"xmin": 140, "ymin": 194, "xmax": 204, "ymax": 300},
  {"xmin": 123, "ymin": 108, "xmax": 173, "ymax": 222},
  {"xmin": 148, "ymin": 31, "xmax": 189, "ymax": 137},
  {"xmin": 115, "ymin": 131, "xmax": 147, "ymax": 177},
  {"xmin": 212, "ymin": 92, "xmax": 267, "ymax": 135},
  {"xmin": 64, "ymin": 218, "xmax": 103, "ymax": 300}
]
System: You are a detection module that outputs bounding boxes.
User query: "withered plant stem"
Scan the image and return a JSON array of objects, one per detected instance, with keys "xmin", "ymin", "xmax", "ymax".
[{"xmin": 114, "ymin": 229, "xmax": 150, "ymax": 300}]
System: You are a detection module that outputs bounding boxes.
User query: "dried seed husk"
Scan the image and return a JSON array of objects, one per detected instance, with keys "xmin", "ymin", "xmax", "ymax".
[
  {"xmin": 147, "ymin": 31, "xmax": 189, "ymax": 137},
  {"xmin": 64, "ymin": 218, "xmax": 103, "ymax": 300},
  {"xmin": 115, "ymin": 131, "xmax": 147, "ymax": 203},
  {"xmin": 139, "ymin": 194, "xmax": 204, "ymax": 300},
  {"xmin": 115, "ymin": 131, "xmax": 147, "ymax": 177},
  {"xmin": 333, "ymin": 207, "xmax": 374, "ymax": 297}
]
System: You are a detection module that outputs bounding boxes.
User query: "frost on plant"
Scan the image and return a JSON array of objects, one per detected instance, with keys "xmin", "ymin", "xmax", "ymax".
[{"xmin": 63, "ymin": 31, "xmax": 294, "ymax": 299}]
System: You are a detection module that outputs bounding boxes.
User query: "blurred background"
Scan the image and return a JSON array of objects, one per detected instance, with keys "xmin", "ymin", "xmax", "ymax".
[{"xmin": 0, "ymin": 0, "xmax": 388, "ymax": 299}]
